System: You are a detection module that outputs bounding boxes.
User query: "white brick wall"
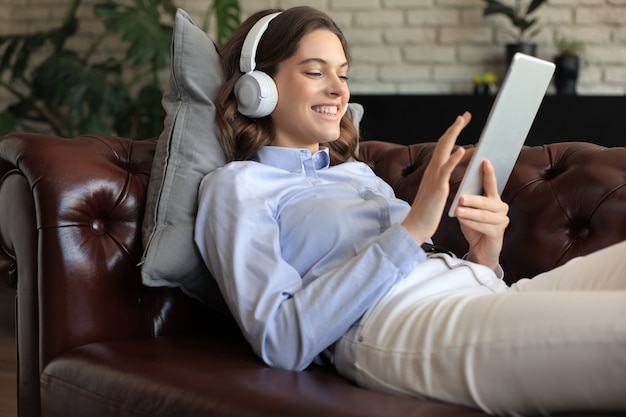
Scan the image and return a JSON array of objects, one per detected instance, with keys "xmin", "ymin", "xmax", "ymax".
[
  {"xmin": 235, "ymin": 0, "xmax": 626, "ymax": 94},
  {"xmin": 1, "ymin": 0, "xmax": 625, "ymax": 111},
  {"xmin": 0, "ymin": 0, "xmax": 11, "ymax": 35}
]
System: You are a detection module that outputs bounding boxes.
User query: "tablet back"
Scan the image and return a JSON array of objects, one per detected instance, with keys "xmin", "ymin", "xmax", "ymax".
[{"xmin": 448, "ymin": 53, "xmax": 555, "ymax": 217}]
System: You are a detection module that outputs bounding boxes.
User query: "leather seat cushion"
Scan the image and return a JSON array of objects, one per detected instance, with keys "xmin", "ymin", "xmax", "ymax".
[{"xmin": 40, "ymin": 336, "xmax": 482, "ymax": 417}]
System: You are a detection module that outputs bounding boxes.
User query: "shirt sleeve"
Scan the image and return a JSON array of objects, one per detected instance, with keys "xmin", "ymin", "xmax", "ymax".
[{"xmin": 194, "ymin": 165, "xmax": 426, "ymax": 371}]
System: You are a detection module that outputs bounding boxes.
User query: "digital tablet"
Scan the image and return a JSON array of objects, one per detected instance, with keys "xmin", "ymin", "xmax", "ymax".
[{"xmin": 448, "ymin": 53, "xmax": 555, "ymax": 217}]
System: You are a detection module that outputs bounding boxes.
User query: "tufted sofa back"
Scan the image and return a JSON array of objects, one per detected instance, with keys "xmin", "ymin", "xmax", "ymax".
[{"xmin": 361, "ymin": 140, "xmax": 626, "ymax": 284}]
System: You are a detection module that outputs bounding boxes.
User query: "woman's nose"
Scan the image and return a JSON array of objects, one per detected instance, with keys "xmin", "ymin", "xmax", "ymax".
[{"xmin": 328, "ymin": 74, "xmax": 348, "ymax": 96}]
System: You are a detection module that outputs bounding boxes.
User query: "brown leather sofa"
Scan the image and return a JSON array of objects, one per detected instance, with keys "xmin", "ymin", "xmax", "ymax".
[{"xmin": 0, "ymin": 132, "xmax": 624, "ymax": 417}]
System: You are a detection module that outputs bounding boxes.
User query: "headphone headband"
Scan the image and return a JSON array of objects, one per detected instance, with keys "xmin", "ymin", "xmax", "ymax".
[{"xmin": 239, "ymin": 12, "xmax": 282, "ymax": 74}]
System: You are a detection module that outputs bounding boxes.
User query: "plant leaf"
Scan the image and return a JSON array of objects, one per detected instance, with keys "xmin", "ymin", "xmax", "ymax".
[
  {"xmin": 526, "ymin": 28, "xmax": 541, "ymax": 40},
  {"xmin": 159, "ymin": 0, "xmax": 178, "ymax": 18},
  {"xmin": 215, "ymin": 0, "xmax": 241, "ymax": 47},
  {"xmin": 526, "ymin": 0, "xmax": 546, "ymax": 15},
  {"xmin": 13, "ymin": 37, "xmax": 45, "ymax": 80},
  {"xmin": 520, "ymin": 16, "xmax": 538, "ymax": 34},
  {"xmin": 30, "ymin": 51, "xmax": 130, "ymax": 135},
  {"xmin": 0, "ymin": 21, "xmax": 75, "ymax": 81},
  {"xmin": 95, "ymin": 0, "xmax": 173, "ymax": 69},
  {"xmin": 0, "ymin": 38, "xmax": 20, "ymax": 76},
  {"xmin": 483, "ymin": 0, "xmax": 515, "ymax": 20}
]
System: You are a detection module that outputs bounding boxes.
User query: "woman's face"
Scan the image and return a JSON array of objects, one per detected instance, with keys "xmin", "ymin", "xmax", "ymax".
[{"xmin": 270, "ymin": 29, "xmax": 350, "ymax": 153}]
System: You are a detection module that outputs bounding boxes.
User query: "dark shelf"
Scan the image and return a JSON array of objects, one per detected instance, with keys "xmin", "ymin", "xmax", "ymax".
[{"xmin": 352, "ymin": 95, "xmax": 625, "ymax": 148}]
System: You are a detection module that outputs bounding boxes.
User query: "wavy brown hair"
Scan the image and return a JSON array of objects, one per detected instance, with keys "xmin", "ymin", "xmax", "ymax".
[{"xmin": 216, "ymin": 6, "xmax": 359, "ymax": 165}]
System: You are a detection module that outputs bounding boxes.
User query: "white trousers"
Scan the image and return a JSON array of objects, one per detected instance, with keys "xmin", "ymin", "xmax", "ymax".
[{"xmin": 335, "ymin": 241, "xmax": 626, "ymax": 417}]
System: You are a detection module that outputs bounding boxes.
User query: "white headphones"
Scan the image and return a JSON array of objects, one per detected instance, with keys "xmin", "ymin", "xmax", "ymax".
[{"xmin": 234, "ymin": 12, "xmax": 282, "ymax": 118}]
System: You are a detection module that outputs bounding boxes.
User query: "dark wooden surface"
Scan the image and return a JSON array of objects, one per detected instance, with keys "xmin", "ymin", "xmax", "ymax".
[{"xmin": 352, "ymin": 95, "xmax": 626, "ymax": 148}]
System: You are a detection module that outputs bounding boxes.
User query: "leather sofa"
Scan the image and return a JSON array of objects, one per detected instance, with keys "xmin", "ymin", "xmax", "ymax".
[{"xmin": 0, "ymin": 132, "xmax": 624, "ymax": 417}]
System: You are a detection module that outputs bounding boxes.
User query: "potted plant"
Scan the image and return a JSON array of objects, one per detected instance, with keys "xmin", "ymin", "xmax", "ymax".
[
  {"xmin": 554, "ymin": 38, "xmax": 585, "ymax": 95},
  {"xmin": 483, "ymin": 0, "xmax": 547, "ymax": 65},
  {"xmin": 473, "ymin": 72, "xmax": 499, "ymax": 95},
  {"xmin": 0, "ymin": 0, "xmax": 240, "ymax": 138}
]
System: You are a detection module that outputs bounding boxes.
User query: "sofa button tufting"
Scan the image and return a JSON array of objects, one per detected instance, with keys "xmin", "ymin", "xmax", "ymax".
[
  {"xmin": 91, "ymin": 218, "xmax": 106, "ymax": 234},
  {"xmin": 577, "ymin": 228, "xmax": 589, "ymax": 239}
]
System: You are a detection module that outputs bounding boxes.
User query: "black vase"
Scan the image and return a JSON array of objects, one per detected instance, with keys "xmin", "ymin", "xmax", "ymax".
[
  {"xmin": 506, "ymin": 43, "xmax": 537, "ymax": 66},
  {"xmin": 554, "ymin": 54, "xmax": 580, "ymax": 95}
]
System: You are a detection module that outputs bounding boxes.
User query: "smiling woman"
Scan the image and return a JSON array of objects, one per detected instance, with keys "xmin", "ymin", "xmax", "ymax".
[{"xmin": 193, "ymin": 6, "xmax": 626, "ymax": 417}]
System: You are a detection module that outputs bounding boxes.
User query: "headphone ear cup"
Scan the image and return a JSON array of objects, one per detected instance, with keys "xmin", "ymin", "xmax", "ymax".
[{"xmin": 234, "ymin": 70, "xmax": 278, "ymax": 118}]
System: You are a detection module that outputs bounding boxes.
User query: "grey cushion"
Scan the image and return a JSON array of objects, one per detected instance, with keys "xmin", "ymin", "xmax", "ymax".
[{"xmin": 140, "ymin": 8, "xmax": 225, "ymax": 304}]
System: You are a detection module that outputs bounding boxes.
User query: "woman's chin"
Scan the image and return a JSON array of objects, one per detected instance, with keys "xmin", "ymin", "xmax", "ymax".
[
  {"xmin": 317, "ymin": 128, "xmax": 341, "ymax": 144},
  {"xmin": 318, "ymin": 136, "xmax": 339, "ymax": 145}
]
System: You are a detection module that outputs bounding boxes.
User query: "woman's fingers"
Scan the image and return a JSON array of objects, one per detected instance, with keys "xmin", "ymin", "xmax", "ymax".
[
  {"xmin": 402, "ymin": 112, "xmax": 473, "ymax": 245},
  {"xmin": 457, "ymin": 160, "xmax": 503, "ymax": 212},
  {"xmin": 425, "ymin": 112, "xmax": 471, "ymax": 182},
  {"xmin": 481, "ymin": 159, "xmax": 500, "ymax": 198},
  {"xmin": 432, "ymin": 112, "xmax": 471, "ymax": 164}
]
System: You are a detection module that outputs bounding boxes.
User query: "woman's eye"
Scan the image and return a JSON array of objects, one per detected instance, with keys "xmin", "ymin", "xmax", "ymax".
[{"xmin": 304, "ymin": 71, "xmax": 349, "ymax": 81}]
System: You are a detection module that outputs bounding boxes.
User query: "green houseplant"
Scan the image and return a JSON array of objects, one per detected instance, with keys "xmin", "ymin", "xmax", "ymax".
[
  {"xmin": 483, "ymin": 0, "xmax": 547, "ymax": 64},
  {"xmin": 0, "ymin": 0, "xmax": 240, "ymax": 138}
]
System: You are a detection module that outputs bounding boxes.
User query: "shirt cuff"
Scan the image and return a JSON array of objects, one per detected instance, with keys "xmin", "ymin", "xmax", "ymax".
[{"xmin": 377, "ymin": 224, "xmax": 427, "ymax": 277}]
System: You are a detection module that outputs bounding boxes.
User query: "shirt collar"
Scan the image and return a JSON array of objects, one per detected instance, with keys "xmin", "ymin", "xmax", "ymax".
[{"xmin": 253, "ymin": 146, "xmax": 330, "ymax": 173}]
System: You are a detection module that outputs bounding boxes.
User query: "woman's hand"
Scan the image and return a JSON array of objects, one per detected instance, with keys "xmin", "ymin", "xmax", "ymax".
[
  {"xmin": 401, "ymin": 112, "xmax": 470, "ymax": 246},
  {"xmin": 453, "ymin": 159, "xmax": 510, "ymax": 271}
]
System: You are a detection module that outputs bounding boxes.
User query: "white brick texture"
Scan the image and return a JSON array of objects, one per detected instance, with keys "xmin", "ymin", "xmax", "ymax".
[{"xmin": 1, "ymin": 0, "xmax": 625, "ymax": 101}]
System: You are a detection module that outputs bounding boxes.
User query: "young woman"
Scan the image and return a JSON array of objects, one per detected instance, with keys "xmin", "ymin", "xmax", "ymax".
[{"xmin": 194, "ymin": 6, "xmax": 625, "ymax": 416}]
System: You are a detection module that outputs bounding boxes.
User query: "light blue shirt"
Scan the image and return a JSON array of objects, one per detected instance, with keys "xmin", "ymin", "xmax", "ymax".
[{"xmin": 194, "ymin": 146, "xmax": 428, "ymax": 371}]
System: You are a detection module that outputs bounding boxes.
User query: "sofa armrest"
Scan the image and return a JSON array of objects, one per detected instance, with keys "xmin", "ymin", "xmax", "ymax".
[
  {"xmin": 0, "ymin": 133, "xmax": 225, "ymax": 416},
  {"xmin": 0, "ymin": 133, "xmax": 158, "ymax": 359},
  {"xmin": 359, "ymin": 140, "xmax": 626, "ymax": 283}
]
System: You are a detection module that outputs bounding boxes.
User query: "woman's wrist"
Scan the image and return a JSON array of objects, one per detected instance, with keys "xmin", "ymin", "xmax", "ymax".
[
  {"xmin": 400, "ymin": 219, "xmax": 427, "ymax": 248},
  {"xmin": 464, "ymin": 250, "xmax": 499, "ymax": 273}
]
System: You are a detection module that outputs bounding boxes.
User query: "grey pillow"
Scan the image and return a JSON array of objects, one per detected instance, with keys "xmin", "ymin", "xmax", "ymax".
[{"xmin": 140, "ymin": 8, "xmax": 225, "ymax": 304}]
